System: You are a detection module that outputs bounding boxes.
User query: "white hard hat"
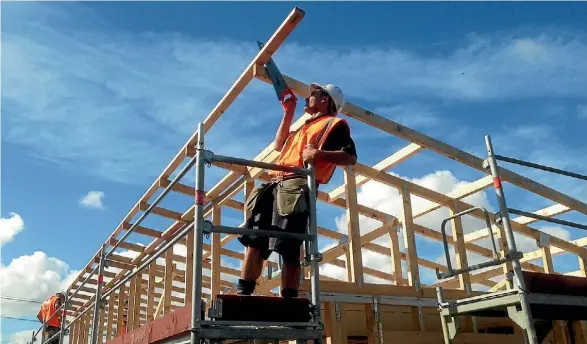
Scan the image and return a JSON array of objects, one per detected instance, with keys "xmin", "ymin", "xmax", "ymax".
[{"xmin": 310, "ymin": 82, "xmax": 345, "ymax": 113}]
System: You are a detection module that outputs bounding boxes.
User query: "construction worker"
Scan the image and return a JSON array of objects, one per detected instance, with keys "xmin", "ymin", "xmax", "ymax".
[
  {"xmin": 237, "ymin": 82, "xmax": 357, "ymax": 298},
  {"xmin": 37, "ymin": 292, "xmax": 66, "ymax": 344}
]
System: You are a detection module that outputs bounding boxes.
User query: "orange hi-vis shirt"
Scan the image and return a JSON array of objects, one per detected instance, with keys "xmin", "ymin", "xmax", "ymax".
[
  {"xmin": 37, "ymin": 296, "xmax": 62, "ymax": 328},
  {"xmin": 269, "ymin": 113, "xmax": 349, "ymax": 185}
]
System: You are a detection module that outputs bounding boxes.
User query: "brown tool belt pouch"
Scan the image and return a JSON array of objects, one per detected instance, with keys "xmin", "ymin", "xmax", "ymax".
[
  {"xmin": 245, "ymin": 182, "xmax": 272, "ymax": 213},
  {"xmin": 276, "ymin": 178, "xmax": 309, "ymax": 217}
]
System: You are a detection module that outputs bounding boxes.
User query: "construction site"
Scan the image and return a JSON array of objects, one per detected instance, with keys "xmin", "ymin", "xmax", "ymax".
[{"xmin": 30, "ymin": 6, "xmax": 587, "ymax": 344}]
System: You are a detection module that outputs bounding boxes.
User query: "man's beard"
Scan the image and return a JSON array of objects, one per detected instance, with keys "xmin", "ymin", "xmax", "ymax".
[{"xmin": 304, "ymin": 98, "xmax": 318, "ymax": 114}]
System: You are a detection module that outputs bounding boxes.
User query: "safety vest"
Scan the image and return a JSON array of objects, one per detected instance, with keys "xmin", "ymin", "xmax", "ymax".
[
  {"xmin": 37, "ymin": 296, "xmax": 62, "ymax": 328},
  {"xmin": 269, "ymin": 113, "xmax": 348, "ymax": 185}
]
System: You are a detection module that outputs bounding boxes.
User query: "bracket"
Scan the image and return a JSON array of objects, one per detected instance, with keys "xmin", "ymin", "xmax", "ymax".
[
  {"xmin": 334, "ymin": 302, "xmax": 341, "ymax": 321},
  {"xmin": 537, "ymin": 231, "xmax": 550, "ymax": 248},
  {"xmin": 202, "ymin": 220, "xmax": 214, "ymax": 236},
  {"xmin": 199, "ymin": 149, "xmax": 215, "ymax": 167},
  {"xmin": 482, "ymin": 158, "xmax": 491, "ymax": 171},
  {"xmin": 338, "ymin": 234, "xmax": 349, "ymax": 246},
  {"xmin": 208, "ymin": 299, "xmax": 223, "ymax": 319}
]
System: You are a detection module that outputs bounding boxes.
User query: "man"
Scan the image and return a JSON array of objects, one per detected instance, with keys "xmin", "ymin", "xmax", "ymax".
[
  {"xmin": 237, "ymin": 82, "xmax": 357, "ymax": 298},
  {"xmin": 37, "ymin": 292, "xmax": 66, "ymax": 344}
]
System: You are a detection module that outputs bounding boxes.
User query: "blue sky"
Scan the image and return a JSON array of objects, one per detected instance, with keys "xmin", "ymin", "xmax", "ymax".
[{"xmin": 2, "ymin": 1, "xmax": 587, "ymax": 341}]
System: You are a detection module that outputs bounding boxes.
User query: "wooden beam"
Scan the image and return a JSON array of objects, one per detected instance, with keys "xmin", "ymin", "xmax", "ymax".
[
  {"xmin": 463, "ymin": 203, "xmax": 571, "ymax": 243},
  {"xmin": 328, "ymin": 143, "xmax": 424, "ymax": 201},
  {"xmin": 399, "ymin": 185, "xmax": 420, "ymax": 292},
  {"xmin": 211, "ymin": 206, "xmax": 222, "ymax": 299},
  {"xmin": 254, "ymin": 67, "xmax": 587, "ymax": 214},
  {"xmin": 344, "ymin": 166, "xmax": 364, "ymax": 285}
]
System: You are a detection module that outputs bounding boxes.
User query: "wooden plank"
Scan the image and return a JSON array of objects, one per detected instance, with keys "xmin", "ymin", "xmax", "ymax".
[
  {"xmin": 344, "ymin": 166, "xmax": 364, "ymax": 285},
  {"xmin": 116, "ymin": 285, "xmax": 126, "ymax": 336},
  {"xmin": 134, "ymin": 273, "xmax": 142, "ymax": 328},
  {"xmin": 387, "ymin": 225, "xmax": 403, "ymax": 285},
  {"xmin": 211, "ymin": 206, "xmax": 222, "ymax": 299},
  {"xmin": 449, "ymin": 202, "xmax": 472, "ymax": 293},
  {"xmin": 185, "ymin": 229, "xmax": 194, "ymax": 306},
  {"xmin": 70, "ymin": 10, "xmax": 306, "ymax": 312},
  {"xmin": 121, "ymin": 221, "xmax": 162, "ymax": 238},
  {"xmin": 139, "ymin": 202, "xmax": 184, "ymax": 221},
  {"xmin": 352, "ymin": 162, "xmax": 587, "ymax": 258},
  {"xmin": 399, "ymin": 185, "xmax": 420, "ymax": 292},
  {"xmin": 325, "ymin": 302, "xmax": 347, "ymax": 344},
  {"xmin": 164, "ymin": 251, "xmax": 173, "ymax": 315},
  {"xmin": 127, "ymin": 276, "xmax": 136, "ymax": 331},
  {"xmin": 255, "ymin": 67, "xmax": 587, "ymax": 215},
  {"xmin": 98, "ymin": 306, "xmax": 105, "ymax": 344},
  {"xmin": 329, "ymin": 143, "xmax": 424, "ymax": 201},
  {"xmin": 105, "ymin": 291, "xmax": 115, "ymax": 340},
  {"xmin": 463, "ymin": 203, "xmax": 571, "ymax": 243}
]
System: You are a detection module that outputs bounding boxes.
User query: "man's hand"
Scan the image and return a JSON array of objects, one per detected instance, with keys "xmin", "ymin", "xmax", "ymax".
[
  {"xmin": 302, "ymin": 144, "xmax": 321, "ymax": 163},
  {"xmin": 281, "ymin": 95, "xmax": 297, "ymax": 115}
]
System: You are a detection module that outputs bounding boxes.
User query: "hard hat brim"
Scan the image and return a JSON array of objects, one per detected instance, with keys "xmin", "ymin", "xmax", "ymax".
[{"xmin": 310, "ymin": 83, "xmax": 323, "ymax": 92}]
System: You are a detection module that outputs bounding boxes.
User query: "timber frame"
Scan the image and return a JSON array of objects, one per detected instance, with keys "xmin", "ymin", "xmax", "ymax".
[{"xmin": 59, "ymin": 7, "xmax": 587, "ymax": 344}]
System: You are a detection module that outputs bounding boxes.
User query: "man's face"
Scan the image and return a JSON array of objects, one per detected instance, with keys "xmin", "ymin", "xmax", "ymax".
[{"xmin": 306, "ymin": 88, "xmax": 330, "ymax": 114}]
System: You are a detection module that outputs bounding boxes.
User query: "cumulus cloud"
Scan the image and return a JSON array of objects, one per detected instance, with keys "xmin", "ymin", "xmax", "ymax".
[
  {"xmin": 318, "ymin": 170, "xmax": 495, "ymax": 283},
  {"xmin": 579, "ymin": 104, "xmax": 587, "ymax": 119},
  {"xmin": 2, "ymin": 2, "xmax": 586, "ymax": 186},
  {"xmin": 318, "ymin": 168, "xmax": 576, "ymax": 287},
  {"xmin": 1, "ymin": 212, "xmax": 25, "ymax": 246},
  {"xmin": 7, "ymin": 330, "xmax": 70, "ymax": 344},
  {"xmin": 79, "ymin": 191, "xmax": 105, "ymax": 209},
  {"xmin": 0, "ymin": 251, "xmax": 79, "ymax": 317}
]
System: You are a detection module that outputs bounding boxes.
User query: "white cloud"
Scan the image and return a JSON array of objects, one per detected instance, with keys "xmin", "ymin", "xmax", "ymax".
[
  {"xmin": 79, "ymin": 191, "xmax": 105, "ymax": 209},
  {"xmin": 1, "ymin": 212, "xmax": 25, "ymax": 246},
  {"xmin": 321, "ymin": 168, "xmax": 578, "ymax": 287},
  {"xmin": 320, "ymin": 170, "xmax": 496, "ymax": 285},
  {"xmin": 6, "ymin": 329, "xmax": 70, "ymax": 344},
  {"xmin": 578, "ymin": 104, "xmax": 587, "ymax": 119},
  {"xmin": 372, "ymin": 103, "xmax": 440, "ymax": 130},
  {"xmin": 2, "ymin": 2, "xmax": 586, "ymax": 186},
  {"xmin": 10, "ymin": 330, "xmax": 39, "ymax": 344},
  {"xmin": 0, "ymin": 251, "xmax": 79, "ymax": 317}
]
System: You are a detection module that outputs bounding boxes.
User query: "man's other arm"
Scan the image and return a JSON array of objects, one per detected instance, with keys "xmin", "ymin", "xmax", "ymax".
[
  {"xmin": 315, "ymin": 149, "xmax": 357, "ymax": 166},
  {"xmin": 304, "ymin": 122, "xmax": 357, "ymax": 166}
]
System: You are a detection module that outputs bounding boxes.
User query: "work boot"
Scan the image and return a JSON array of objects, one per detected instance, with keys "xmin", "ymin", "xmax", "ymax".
[
  {"xmin": 236, "ymin": 279, "xmax": 256, "ymax": 295},
  {"xmin": 280, "ymin": 288, "xmax": 298, "ymax": 298}
]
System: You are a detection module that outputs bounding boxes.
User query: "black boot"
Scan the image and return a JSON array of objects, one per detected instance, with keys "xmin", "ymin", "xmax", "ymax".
[
  {"xmin": 236, "ymin": 279, "xmax": 256, "ymax": 295},
  {"xmin": 281, "ymin": 288, "xmax": 299, "ymax": 298}
]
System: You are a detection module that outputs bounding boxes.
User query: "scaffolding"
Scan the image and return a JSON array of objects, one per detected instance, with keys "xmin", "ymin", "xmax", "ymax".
[
  {"xmin": 435, "ymin": 135, "xmax": 587, "ymax": 344},
  {"xmin": 28, "ymin": 6, "xmax": 587, "ymax": 344}
]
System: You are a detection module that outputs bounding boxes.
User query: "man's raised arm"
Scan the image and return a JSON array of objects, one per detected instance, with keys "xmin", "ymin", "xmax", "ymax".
[{"xmin": 273, "ymin": 97, "xmax": 297, "ymax": 151}]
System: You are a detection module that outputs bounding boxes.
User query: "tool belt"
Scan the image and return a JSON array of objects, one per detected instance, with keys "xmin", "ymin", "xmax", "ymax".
[{"xmin": 245, "ymin": 176, "xmax": 309, "ymax": 217}]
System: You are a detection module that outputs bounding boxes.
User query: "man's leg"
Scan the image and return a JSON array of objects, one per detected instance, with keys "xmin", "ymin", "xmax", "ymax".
[
  {"xmin": 281, "ymin": 262, "xmax": 301, "ymax": 296},
  {"xmin": 279, "ymin": 245, "xmax": 302, "ymax": 298},
  {"xmin": 237, "ymin": 244, "xmax": 269, "ymax": 295},
  {"xmin": 241, "ymin": 246, "xmax": 265, "ymax": 280}
]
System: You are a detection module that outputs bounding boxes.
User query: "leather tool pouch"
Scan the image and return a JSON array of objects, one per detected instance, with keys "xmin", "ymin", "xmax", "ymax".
[{"xmin": 276, "ymin": 178, "xmax": 309, "ymax": 216}]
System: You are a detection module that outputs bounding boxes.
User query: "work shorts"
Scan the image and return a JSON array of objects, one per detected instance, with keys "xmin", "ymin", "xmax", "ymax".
[{"xmin": 237, "ymin": 177, "xmax": 311, "ymax": 266}]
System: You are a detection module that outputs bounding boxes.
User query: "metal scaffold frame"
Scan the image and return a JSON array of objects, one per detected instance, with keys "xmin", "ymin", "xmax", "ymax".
[
  {"xmin": 28, "ymin": 6, "xmax": 587, "ymax": 344},
  {"xmin": 435, "ymin": 135, "xmax": 587, "ymax": 344}
]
